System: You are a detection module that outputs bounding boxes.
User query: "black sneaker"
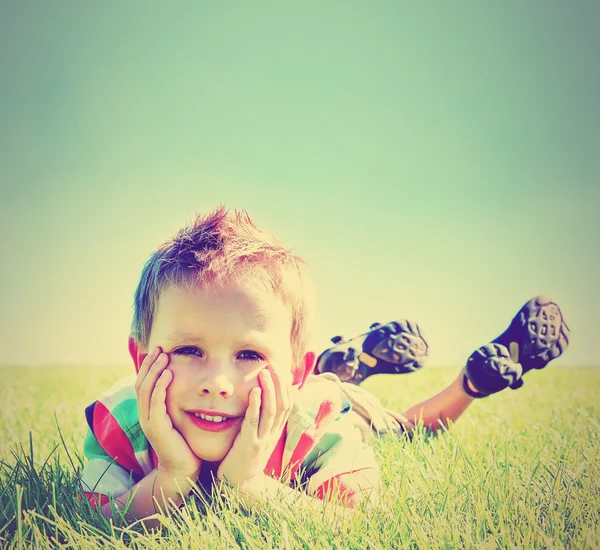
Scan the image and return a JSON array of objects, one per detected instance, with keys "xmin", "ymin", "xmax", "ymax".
[
  {"xmin": 464, "ymin": 295, "xmax": 570, "ymax": 397},
  {"xmin": 315, "ymin": 320, "xmax": 428, "ymax": 385},
  {"xmin": 492, "ymin": 295, "xmax": 570, "ymax": 374},
  {"xmin": 463, "ymin": 343, "xmax": 523, "ymax": 397}
]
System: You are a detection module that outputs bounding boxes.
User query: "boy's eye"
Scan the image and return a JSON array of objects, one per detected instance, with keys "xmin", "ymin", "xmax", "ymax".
[
  {"xmin": 237, "ymin": 350, "xmax": 265, "ymax": 362},
  {"xmin": 172, "ymin": 346, "xmax": 204, "ymax": 357}
]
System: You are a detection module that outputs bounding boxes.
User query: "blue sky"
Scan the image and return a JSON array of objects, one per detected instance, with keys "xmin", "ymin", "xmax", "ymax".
[{"xmin": 1, "ymin": 1, "xmax": 598, "ymax": 368}]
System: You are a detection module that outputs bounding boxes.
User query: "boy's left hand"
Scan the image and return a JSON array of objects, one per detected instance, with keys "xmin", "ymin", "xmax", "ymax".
[{"xmin": 217, "ymin": 365, "xmax": 293, "ymax": 489}]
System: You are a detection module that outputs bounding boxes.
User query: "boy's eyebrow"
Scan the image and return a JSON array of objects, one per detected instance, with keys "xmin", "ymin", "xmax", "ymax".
[
  {"xmin": 162, "ymin": 331, "xmax": 271, "ymax": 348},
  {"xmin": 163, "ymin": 332, "xmax": 204, "ymax": 344}
]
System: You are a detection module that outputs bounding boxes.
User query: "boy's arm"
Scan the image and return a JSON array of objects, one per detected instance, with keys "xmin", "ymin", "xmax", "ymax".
[
  {"xmin": 217, "ymin": 364, "xmax": 380, "ymax": 511},
  {"xmin": 81, "ymin": 348, "xmax": 202, "ymax": 527},
  {"xmin": 111, "ymin": 348, "xmax": 202, "ymax": 525},
  {"xmin": 228, "ymin": 466, "xmax": 380, "ymax": 517},
  {"xmin": 97, "ymin": 466, "xmax": 197, "ymax": 528}
]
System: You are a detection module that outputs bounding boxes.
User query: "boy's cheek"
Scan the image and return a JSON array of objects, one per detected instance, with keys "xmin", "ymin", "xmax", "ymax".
[
  {"xmin": 269, "ymin": 363, "xmax": 294, "ymax": 387},
  {"xmin": 243, "ymin": 378, "xmax": 261, "ymax": 394},
  {"xmin": 241, "ymin": 366, "xmax": 267, "ymax": 388}
]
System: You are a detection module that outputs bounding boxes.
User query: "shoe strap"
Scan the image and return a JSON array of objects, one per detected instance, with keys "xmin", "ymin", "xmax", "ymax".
[{"xmin": 358, "ymin": 352, "xmax": 377, "ymax": 368}]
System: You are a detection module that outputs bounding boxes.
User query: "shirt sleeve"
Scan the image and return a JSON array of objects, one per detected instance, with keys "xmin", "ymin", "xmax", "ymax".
[
  {"xmin": 80, "ymin": 427, "xmax": 138, "ymax": 508},
  {"xmin": 79, "ymin": 377, "xmax": 154, "ymax": 508}
]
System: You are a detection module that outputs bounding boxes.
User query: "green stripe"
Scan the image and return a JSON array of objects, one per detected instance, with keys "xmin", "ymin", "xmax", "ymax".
[
  {"xmin": 83, "ymin": 429, "xmax": 108, "ymax": 461},
  {"xmin": 111, "ymin": 397, "xmax": 149, "ymax": 455}
]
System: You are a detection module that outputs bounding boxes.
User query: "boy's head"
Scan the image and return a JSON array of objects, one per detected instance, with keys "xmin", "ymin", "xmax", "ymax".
[
  {"xmin": 131, "ymin": 206, "xmax": 314, "ymax": 374},
  {"xmin": 127, "ymin": 207, "xmax": 315, "ymax": 462}
]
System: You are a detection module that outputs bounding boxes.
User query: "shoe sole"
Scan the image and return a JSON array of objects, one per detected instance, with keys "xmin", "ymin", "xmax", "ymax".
[
  {"xmin": 493, "ymin": 295, "xmax": 570, "ymax": 371},
  {"xmin": 316, "ymin": 320, "xmax": 428, "ymax": 384}
]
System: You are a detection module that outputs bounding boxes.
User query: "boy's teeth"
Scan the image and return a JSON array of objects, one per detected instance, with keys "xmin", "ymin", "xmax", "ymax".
[{"xmin": 194, "ymin": 413, "xmax": 227, "ymax": 422}]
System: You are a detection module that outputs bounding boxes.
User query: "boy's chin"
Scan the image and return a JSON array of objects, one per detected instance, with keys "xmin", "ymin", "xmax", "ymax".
[{"xmin": 190, "ymin": 445, "xmax": 233, "ymax": 465}]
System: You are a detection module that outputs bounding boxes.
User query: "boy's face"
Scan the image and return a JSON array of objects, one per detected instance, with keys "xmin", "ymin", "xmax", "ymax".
[{"xmin": 146, "ymin": 279, "xmax": 294, "ymax": 464}]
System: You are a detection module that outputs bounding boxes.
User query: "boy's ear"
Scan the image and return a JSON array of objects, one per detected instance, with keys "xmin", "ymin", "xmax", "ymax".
[
  {"xmin": 128, "ymin": 337, "xmax": 147, "ymax": 374},
  {"xmin": 293, "ymin": 351, "xmax": 316, "ymax": 389}
]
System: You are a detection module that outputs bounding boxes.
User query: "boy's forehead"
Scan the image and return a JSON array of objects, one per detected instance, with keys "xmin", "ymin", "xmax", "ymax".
[{"xmin": 155, "ymin": 280, "xmax": 292, "ymax": 330}]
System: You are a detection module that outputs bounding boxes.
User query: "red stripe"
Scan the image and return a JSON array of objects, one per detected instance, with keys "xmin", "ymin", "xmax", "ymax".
[
  {"xmin": 289, "ymin": 433, "xmax": 317, "ymax": 479},
  {"xmin": 93, "ymin": 402, "xmax": 144, "ymax": 478},
  {"xmin": 264, "ymin": 428, "xmax": 286, "ymax": 479},
  {"xmin": 288, "ymin": 400, "xmax": 336, "ymax": 479},
  {"xmin": 314, "ymin": 400, "xmax": 334, "ymax": 426},
  {"xmin": 81, "ymin": 491, "xmax": 110, "ymax": 510},
  {"xmin": 314, "ymin": 468, "xmax": 376, "ymax": 508}
]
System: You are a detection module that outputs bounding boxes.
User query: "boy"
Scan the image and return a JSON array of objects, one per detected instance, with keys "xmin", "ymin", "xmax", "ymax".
[{"xmin": 80, "ymin": 208, "xmax": 570, "ymax": 525}]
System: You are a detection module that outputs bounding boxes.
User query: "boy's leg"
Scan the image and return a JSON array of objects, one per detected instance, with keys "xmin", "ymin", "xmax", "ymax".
[{"xmin": 356, "ymin": 296, "xmax": 569, "ymax": 435}]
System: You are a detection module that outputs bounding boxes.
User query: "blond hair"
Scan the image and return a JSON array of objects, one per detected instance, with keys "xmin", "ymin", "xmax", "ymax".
[{"xmin": 131, "ymin": 206, "xmax": 313, "ymax": 367}]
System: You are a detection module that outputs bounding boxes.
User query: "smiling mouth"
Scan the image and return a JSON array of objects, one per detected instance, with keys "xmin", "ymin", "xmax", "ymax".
[
  {"xmin": 192, "ymin": 412, "xmax": 232, "ymax": 423},
  {"xmin": 186, "ymin": 411, "xmax": 241, "ymax": 432}
]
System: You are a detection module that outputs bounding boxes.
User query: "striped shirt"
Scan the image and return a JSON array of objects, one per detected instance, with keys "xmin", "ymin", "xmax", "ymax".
[{"xmin": 80, "ymin": 374, "xmax": 379, "ymax": 509}]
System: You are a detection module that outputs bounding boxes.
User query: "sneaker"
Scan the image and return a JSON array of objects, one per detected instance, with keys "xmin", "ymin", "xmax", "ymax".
[
  {"xmin": 492, "ymin": 295, "xmax": 570, "ymax": 374},
  {"xmin": 315, "ymin": 320, "xmax": 428, "ymax": 385},
  {"xmin": 463, "ymin": 343, "xmax": 523, "ymax": 397},
  {"xmin": 464, "ymin": 295, "xmax": 570, "ymax": 397}
]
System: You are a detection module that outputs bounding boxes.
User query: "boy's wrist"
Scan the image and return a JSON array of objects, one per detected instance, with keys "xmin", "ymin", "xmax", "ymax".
[
  {"xmin": 218, "ymin": 472, "xmax": 272, "ymax": 506},
  {"xmin": 157, "ymin": 462, "xmax": 201, "ymax": 482},
  {"xmin": 154, "ymin": 465, "xmax": 200, "ymax": 504}
]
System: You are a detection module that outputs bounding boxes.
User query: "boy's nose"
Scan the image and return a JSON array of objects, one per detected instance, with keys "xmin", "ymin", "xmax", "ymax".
[{"xmin": 198, "ymin": 361, "xmax": 236, "ymax": 397}]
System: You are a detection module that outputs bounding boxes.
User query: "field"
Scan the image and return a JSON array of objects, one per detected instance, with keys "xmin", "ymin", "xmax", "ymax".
[{"xmin": 1, "ymin": 365, "xmax": 599, "ymax": 549}]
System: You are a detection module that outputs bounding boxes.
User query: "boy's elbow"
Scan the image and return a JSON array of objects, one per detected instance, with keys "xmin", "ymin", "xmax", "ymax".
[
  {"xmin": 349, "ymin": 471, "xmax": 381, "ymax": 510},
  {"xmin": 316, "ymin": 468, "xmax": 381, "ymax": 510},
  {"xmin": 79, "ymin": 490, "xmax": 110, "ymax": 511}
]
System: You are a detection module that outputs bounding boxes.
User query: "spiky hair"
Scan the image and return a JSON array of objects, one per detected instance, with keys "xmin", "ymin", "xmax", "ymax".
[{"xmin": 131, "ymin": 206, "xmax": 313, "ymax": 366}]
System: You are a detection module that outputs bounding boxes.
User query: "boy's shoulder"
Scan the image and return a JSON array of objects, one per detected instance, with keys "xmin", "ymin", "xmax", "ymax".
[
  {"xmin": 283, "ymin": 374, "xmax": 358, "ymax": 462},
  {"xmin": 94, "ymin": 375, "xmax": 137, "ymax": 404},
  {"xmin": 85, "ymin": 375, "xmax": 138, "ymax": 429},
  {"xmin": 84, "ymin": 376, "xmax": 153, "ymax": 471},
  {"xmin": 283, "ymin": 374, "xmax": 378, "ymax": 498},
  {"xmin": 293, "ymin": 374, "xmax": 350, "ymax": 422}
]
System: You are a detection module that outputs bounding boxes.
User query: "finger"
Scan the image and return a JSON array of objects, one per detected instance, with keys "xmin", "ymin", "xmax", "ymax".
[
  {"xmin": 135, "ymin": 346, "xmax": 161, "ymax": 392},
  {"xmin": 148, "ymin": 368, "xmax": 172, "ymax": 423},
  {"xmin": 135, "ymin": 347, "xmax": 161, "ymax": 421},
  {"xmin": 139, "ymin": 352, "xmax": 169, "ymax": 397},
  {"xmin": 286, "ymin": 377, "xmax": 295, "ymax": 414},
  {"xmin": 268, "ymin": 365, "xmax": 292, "ymax": 431},
  {"xmin": 273, "ymin": 380, "xmax": 293, "ymax": 438},
  {"xmin": 137, "ymin": 352, "xmax": 169, "ymax": 421},
  {"xmin": 267, "ymin": 365, "xmax": 286, "ymax": 413},
  {"xmin": 257, "ymin": 369, "xmax": 276, "ymax": 439},
  {"xmin": 239, "ymin": 386, "xmax": 261, "ymax": 441}
]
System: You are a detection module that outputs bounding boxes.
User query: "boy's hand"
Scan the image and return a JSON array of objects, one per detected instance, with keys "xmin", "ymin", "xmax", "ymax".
[
  {"xmin": 217, "ymin": 365, "xmax": 293, "ymax": 489},
  {"xmin": 136, "ymin": 347, "xmax": 202, "ymax": 482}
]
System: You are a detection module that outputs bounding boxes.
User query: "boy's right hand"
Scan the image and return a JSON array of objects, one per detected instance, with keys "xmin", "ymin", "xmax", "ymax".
[{"xmin": 135, "ymin": 347, "xmax": 202, "ymax": 482}]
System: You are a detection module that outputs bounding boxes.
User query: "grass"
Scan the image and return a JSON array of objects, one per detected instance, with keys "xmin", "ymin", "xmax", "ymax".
[{"xmin": 1, "ymin": 365, "xmax": 599, "ymax": 549}]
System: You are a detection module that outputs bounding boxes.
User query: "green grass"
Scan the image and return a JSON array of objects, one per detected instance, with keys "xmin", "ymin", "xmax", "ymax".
[{"xmin": 1, "ymin": 365, "xmax": 599, "ymax": 549}]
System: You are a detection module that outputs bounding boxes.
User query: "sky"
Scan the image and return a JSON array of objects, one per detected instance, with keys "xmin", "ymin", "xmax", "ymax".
[{"xmin": 1, "ymin": 1, "xmax": 598, "ymax": 369}]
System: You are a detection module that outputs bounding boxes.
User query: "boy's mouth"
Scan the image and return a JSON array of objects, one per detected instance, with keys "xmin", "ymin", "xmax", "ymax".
[
  {"xmin": 185, "ymin": 410, "xmax": 241, "ymax": 432},
  {"xmin": 193, "ymin": 412, "xmax": 230, "ymax": 422}
]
